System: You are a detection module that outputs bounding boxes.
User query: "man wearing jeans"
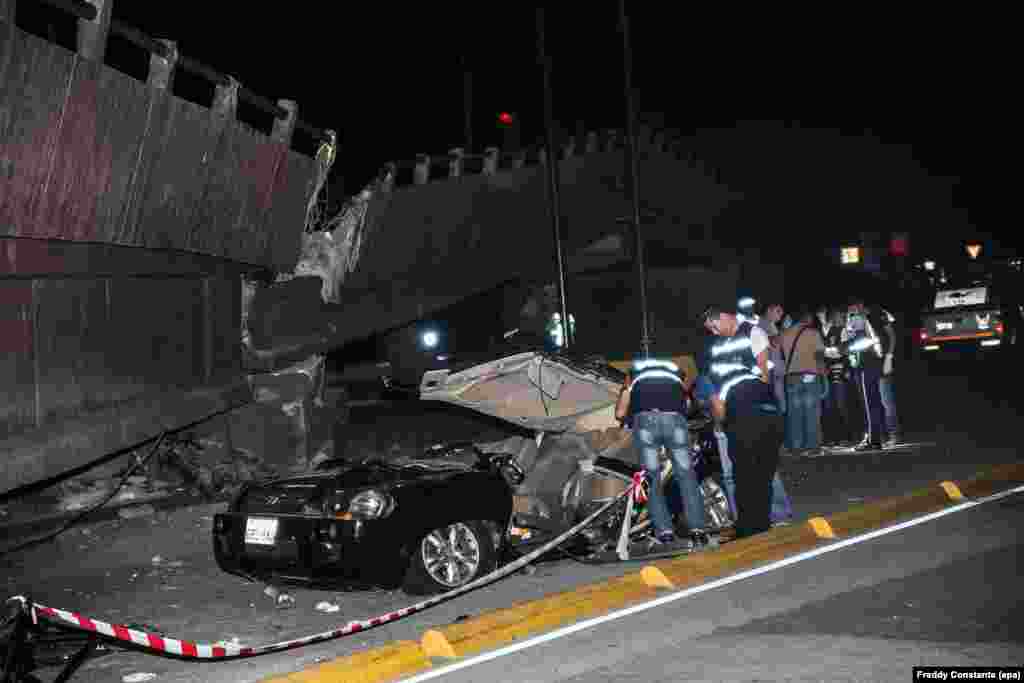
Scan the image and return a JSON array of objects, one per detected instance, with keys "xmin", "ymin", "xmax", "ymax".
[
  {"xmin": 779, "ymin": 308, "xmax": 827, "ymax": 454},
  {"xmin": 616, "ymin": 358, "xmax": 711, "ymax": 552},
  {"xmin": 878, "ymin": 307, "xmax": 902, "ymax": 446}
]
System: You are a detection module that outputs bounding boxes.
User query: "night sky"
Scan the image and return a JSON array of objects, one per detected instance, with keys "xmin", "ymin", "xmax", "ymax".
[{"xmin": 15, "ymin": 3, "xmax": 1016, "ymax": 263}]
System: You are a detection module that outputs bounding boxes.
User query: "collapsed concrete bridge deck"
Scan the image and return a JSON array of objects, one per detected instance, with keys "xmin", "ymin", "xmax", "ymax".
[{"xmin": 1, "ymin": 8, "xmax": 751, "ymax": 506}]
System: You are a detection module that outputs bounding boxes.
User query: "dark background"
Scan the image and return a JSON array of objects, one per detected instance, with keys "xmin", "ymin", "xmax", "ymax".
[{"xmin": 14, "ymin": 2, "xmax": 1017, "ymax": 324}]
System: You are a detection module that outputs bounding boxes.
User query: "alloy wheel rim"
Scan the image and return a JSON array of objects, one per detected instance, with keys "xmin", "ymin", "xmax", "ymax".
[{"xmin": 421, "ymin": 522, "xmax": 481, "ymax": 587}]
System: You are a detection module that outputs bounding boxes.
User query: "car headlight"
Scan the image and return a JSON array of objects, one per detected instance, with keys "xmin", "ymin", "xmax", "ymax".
[
  {"xmin": 301, "ymin": 502, "xmax": 324, "ymax": 515},
  {"xmin": 347, "ymin": 490, "xmax": 396, "ymax": 520}
]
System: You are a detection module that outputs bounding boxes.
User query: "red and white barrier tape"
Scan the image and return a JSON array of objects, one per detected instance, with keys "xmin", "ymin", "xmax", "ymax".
[
  {"xmin": 7, "ymin": 479, "xmax": 640, "ymax": 661},
  {"xmin": 631, "ymin": 471, "xmax": 648, "ymax": 504}
]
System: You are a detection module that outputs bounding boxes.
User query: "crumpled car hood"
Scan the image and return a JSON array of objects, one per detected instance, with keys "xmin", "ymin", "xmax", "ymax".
[{"xmin": 419, "ymin": 350, "xmax": 623, "ymax": 433}]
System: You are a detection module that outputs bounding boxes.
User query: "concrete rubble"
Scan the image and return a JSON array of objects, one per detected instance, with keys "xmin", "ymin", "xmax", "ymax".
[{"xmin": 0, "ymin": 438, "xmax": 280, "ymax": 530}]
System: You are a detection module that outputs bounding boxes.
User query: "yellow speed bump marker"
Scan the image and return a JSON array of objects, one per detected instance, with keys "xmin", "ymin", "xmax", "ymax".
[
  {"xmin": 640, "ymin": 566, "xmax": 675, "ymax": 589},
  {"xmin": 940, "ymin": 481, "xmax": 965, "ymax": 501},
  {"xmin": 807, "ymin": 517, "xmax": 836, "ymax": 539},
  {"xmin": 421, "ymin": 629, "xmax": 458, "ymax": 659}
]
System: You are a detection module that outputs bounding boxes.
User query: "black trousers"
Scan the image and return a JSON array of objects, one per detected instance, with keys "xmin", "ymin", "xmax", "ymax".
[
  {"xmin": 823, "ymin": 379, "xmax": 855, "ymax": 443},
  {"xmin": 854, "ymin": 363, "xmax": 885, "ymax": 444},
  {"xmin": 727, "ymin": 408, "xmax": 784, "ymax": 537}
]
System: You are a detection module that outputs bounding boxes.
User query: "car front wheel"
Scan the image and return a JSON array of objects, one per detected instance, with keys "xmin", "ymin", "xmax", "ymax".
[{"xmin": 403, "ymin": 520, "xmax": 497, "ymax": 595}]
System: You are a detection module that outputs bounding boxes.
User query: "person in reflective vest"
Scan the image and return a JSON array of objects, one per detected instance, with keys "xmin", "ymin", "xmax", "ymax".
[
  {"xmin": 737, "ymin": 296, "xmax": 759, "ymax": 325},
  {"xmin": 844, "ymin": 299, "xmax": 886, "ymax": 450},
  {"xmin": 693, "ymin": 371, "xmax": 793, "ymax": 528},
  {"xmin": 616, "ymin": 357, "xmax": 711, "ymax": 551},
  {"xmin": 701, "ymin": 304, "xmax": 784, "ymax": 538}
]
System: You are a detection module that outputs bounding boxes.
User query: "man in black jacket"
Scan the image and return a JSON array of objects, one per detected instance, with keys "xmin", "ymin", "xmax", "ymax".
[
  {"xmin": 822, "ymin": 307, "xmax": 855, "ymax": 446},
  {"xmin": 878, "ymin": 306, "xmax": 902, "ymax": 446},
  {"xmin": 702, "ymin": 305, "xmax": 783, "ymax": 538}
]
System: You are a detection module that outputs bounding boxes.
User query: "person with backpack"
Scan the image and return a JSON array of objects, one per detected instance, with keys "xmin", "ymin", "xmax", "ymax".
[{"xmin": 779, "ymin": 307, "xmax": 828, "ymax": 455}]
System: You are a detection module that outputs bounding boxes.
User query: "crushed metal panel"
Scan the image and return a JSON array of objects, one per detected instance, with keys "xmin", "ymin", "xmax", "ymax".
[
  {"xmin": 0, "ymin": 28, "xmax": 77, "ymax": 238},
  {"xmin": 420, "ymin": 352, "xmax": 620, "ymax": 433}
]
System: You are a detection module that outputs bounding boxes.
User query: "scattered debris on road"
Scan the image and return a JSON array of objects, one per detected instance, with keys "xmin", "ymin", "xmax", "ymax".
[
  {"xmin": 118, "ymin": 505, "xmax": 155, "ymax": 520},
  {"xmin": 263, "ymin": 585, "xmax": 296, "ymax": 609},
  {"xmin": 122, "ymin": 673, "xmax": 158, "ymax": 683}
]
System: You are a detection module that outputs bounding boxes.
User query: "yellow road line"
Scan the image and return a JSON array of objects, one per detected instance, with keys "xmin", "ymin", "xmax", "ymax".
[{"xmin": 262, "ymin": 462, "xmax": 1024, "ymax": 683}]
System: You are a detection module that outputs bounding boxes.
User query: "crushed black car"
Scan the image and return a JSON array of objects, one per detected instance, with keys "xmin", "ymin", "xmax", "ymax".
[{"xmin": 214, "ymin": 349, "xmax": 732, "ymax": 594}]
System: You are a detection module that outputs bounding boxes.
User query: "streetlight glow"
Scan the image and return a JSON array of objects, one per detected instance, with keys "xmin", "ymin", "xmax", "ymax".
[{"xmin": 421, "ymin": 330, "xmax": 440, "ymax": 349}]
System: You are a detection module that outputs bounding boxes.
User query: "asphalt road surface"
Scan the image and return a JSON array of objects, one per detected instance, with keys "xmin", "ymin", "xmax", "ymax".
[
  {"xmin": 2, "ymin": 356, "xmax": 1021, "ymax": 682},
  {"xmin": 402, "ymin": 489, "xmax": 1024, "ymax": 683}
]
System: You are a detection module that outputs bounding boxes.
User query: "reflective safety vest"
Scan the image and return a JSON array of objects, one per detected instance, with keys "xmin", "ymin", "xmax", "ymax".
[
  {"xmin": 627, "ymin": 358, "xmax": 686, "ymax": 418},
  {"xmin": 708, "ymin": 321, "xmax": 763, "ymax": 403},
  {"xmin": 629, "ymin": 358, "xmax": 683, "ymax": 387},
  {"xmin": 846, "ymin": 313, "xmax": 883, "ymax": 364},
  {"xmin": 736, "ymin": 297, "xmax": 759, "ymax": 326}
]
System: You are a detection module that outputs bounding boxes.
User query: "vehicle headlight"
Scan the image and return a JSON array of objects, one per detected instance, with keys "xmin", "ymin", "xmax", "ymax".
[
  {"xmin": 301, "ymin": 502, "xmax": 324, "ymax": 516},
  {"xmin": 347, "ymin": 490, "xmax": 395, "ymax": 520}
]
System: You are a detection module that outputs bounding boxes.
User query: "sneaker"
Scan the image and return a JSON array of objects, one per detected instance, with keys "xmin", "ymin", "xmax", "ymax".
[
  {"xmin": 883, "ymin": 436, "xmax": 903, "ymax": 448},
  {"xmin": 690, "ymin": 529, "xmax": 718, "ymax": 551},
  {"xmin": 646, "ymin": 531, "xmax": 693, "ymax": 553},
  {"xmin": 655, "ymin": 530, "xmax": 677, "ymax": 543},
  {"xmin": 853, "ymin": 440, "xmax": 884, "ymax": 452},
  {"xmin": 771, "ymin": 519, "xmax": 792, "ymax": 528}
]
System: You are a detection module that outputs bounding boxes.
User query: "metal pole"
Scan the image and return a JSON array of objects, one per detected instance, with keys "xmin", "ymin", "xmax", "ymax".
[
  {"xmin": 536, "ymin": 6, "xmax": 572, "ymax": 349},
  {"xmin": 461, "ymin": 55, "xmax": 473, "ymax": 152},
  {"xmin": 618, "ymin": 0, "xmax": 651, "ymax": 357}
]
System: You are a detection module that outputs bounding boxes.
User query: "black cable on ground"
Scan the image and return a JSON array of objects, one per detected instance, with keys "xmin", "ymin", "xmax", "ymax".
[{"xmin": 0, "ymin": 432, "xmax": 169, "ymax": 560}]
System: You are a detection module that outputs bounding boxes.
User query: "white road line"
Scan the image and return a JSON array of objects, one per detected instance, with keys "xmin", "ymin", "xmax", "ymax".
[{"xmin": 399, "ymin": 483, "xmax": 1024, "ymax": 682}]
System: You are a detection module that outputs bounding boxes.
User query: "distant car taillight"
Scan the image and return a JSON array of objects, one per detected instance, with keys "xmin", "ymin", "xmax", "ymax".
[
  {"xmin": 917, "ymin": 328, "xmax": 928, "ymax": 343},
  {"xmin": 995, "ymin": 321, "xmax": 1005, "ymax": 335}
]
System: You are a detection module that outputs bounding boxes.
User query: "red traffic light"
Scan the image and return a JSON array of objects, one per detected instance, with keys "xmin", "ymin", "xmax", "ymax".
[{"xmin": 497, "ymin": 111, "xmax": 515, "ymax": 126}]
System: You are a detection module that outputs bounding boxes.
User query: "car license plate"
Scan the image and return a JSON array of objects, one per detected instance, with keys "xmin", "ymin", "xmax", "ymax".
[{"xmin": 245, "ymin": 517, "xmax": 278, "ymax": 546}]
